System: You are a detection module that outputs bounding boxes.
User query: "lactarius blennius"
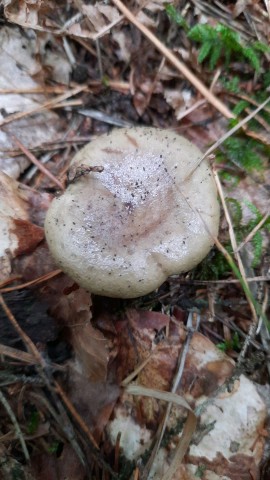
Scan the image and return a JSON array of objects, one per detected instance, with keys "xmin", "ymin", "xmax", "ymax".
[{"xmin": 45, "ymin": 128, "xmax": 220, "ymax": 298}]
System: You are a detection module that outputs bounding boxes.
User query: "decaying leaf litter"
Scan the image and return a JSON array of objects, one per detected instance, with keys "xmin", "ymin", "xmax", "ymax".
[{"xmin": 0, "ymin": 1, "xmax": 270, "ymax": 479}]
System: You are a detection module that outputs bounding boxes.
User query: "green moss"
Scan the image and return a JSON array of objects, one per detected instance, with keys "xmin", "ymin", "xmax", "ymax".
[{"xmin": 216, "ymin": 136, "xmax": 264, "ymax": 172}]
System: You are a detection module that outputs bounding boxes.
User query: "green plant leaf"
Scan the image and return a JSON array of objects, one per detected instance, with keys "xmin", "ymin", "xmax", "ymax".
[
  {"xmin": 252, "ymin": 41, "xmax": 270, "ymax": 54},
  {"xmin": 222, "ymin": 76, "xmax": 240, "ymax": 93},
  {"xmin": 188, "ymin": 22, "xmax": 266, "ymax": 72},
  {"xmin": 232, "ymin": 100, "xmax": 249, "ymax": 116},
  {"xmin": 165, "ymin": 3, "xmax": 189, "ymax": 31},
  {"xmin": 243, "ymin": 46, "xmax": 260, "ymax": 72},
  {"xmin": 209, "ymin": 42, "xmax": 223, "ymax": 70},
  {"xmin": 197, "ymin": 41, "xmax": 212, "ymax": 63}
]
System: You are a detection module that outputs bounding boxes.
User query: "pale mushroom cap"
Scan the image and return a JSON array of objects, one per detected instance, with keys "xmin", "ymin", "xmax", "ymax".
[{"xmin": 45, "ymin": 128, "xmax": 220, "ymax": 298}]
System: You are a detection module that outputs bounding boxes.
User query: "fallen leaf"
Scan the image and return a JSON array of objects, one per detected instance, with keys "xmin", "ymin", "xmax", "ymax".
[
  {"xmin": 0, "ymin": 26, "xmax": 61, "ymax": 178},
  {"xmin": 0, "ymin": 171, "xmax": 50, "ymax": 281}
]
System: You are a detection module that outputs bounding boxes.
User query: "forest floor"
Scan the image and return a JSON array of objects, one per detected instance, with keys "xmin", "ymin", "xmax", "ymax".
[{"xmin": 0, "ymin": 1, "xmax": 270, "ymax": 479}]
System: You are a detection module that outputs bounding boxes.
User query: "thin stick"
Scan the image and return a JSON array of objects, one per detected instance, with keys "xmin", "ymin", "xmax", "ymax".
[
  {"xmin": 0, "ymin": 295, "xmax": 91, "ymax": 467},
  {"xmin": 213, "ymin": 167, "xmax": 258, "ymax": 325},
  {"xmin": 11, "ymin": 136, "xmax": 64, "ymax": 190},
  {"xmin": 142, "ymin": 312, "xmax": 198, "ymax": 480},
  {"xmin": 121, "ymin": 350, "xmax": 156, "ymax": 387},
  {"xmin": 202, "ymin": 95, "xmax": 270, "ymax": 160},
  {"xmin": 0, "ymin": 87, "xmax": 67, "ymax": 94},
  {"xmin": 213, "ymin": 237, "xmax": 261, "ymax": 322},
  {"xmin": 175, "ymin": 98, "xmax": 206, "ymax": 121},
  {"xmin": 0, "ymin": 294, "xmax": 46, "ymax": 368},
  {"xmin": 54, "ymin": 381, "xmax": 99, "ymax": 450},
  {"xmin": 0, "ymin": 85, "xmax": 87, "ymax": 128},
  {"xmin": 0, "ymin": 390, "xmax": 30, "ymax": 461},
  {"xmin": 0, "ymin": 269, "xmax": 62, "ymax": 293},
  {"xmin": 183, "ymin": 95, "xmax": 270, "ymax": 184},
  {"xmin": 0, "ymin": 276, "xmax": 22, "ymax": 289},
  {"xmin": 171, "ymin": 275, "xmax": 270, "ymax": 285},
  {"xmin": 111, "ymin": 0, "xmax": 233, "ymax": 119},
  {"xmin": 0, "ymin": 344, "xmax": 36, "ymax": 364},
  {"xmin": 236, "ymin": 208, "xmax": 270, "ymax": 252}
]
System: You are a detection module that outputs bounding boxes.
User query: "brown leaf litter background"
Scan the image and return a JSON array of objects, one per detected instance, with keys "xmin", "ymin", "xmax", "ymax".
[{"xmin": 0, "ymin": 1, "xmax": 270, "ymax": 479}]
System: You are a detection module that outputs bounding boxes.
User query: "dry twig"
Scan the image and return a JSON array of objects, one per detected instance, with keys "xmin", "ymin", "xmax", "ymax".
[
  {"xmin": 11, "ymin": 136, "xmax": 64, "ymax": 191},
  {"xmin": 0, "ymin": 85, "xmax": 87, "ymax": 128},
  {"xmin": 111, "ymin": 0, "xmax": 234, "ymax": 119}
]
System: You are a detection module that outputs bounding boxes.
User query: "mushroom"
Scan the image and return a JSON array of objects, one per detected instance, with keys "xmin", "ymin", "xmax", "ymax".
[{"xmin": 45, "ymin": 127, "xmax": 220, "ymax": 298}]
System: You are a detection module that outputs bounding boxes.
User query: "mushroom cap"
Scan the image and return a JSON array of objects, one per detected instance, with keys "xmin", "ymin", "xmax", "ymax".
[{"xmin": 45, "ymin": 127, "xmax": 220, "ymax": 298}]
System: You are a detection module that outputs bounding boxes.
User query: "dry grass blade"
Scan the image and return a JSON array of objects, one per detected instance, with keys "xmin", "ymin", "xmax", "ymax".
[
  {"xmin": 111, "ymin": 0, "xmax": 233, "ymax": 119},
  {"xmin": 212, "ymin": 237, "xmax": 267, "ymax": 363},
  {"xmin": 126, "ymin": 385, "xmax": 197, "ymax": 480},
  {"xmin": 212, "ymin": 166, "xmax": 258, "ymax": 326}
]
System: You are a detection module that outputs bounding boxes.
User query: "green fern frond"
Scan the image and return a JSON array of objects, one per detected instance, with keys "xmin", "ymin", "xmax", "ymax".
[
  {"xmin": 232, "ymin": 100, "xmax": 249, "ymax": 116},
  {"xmin": 188, "ymin": 24, "xmax": 217, "ymax": 43},
  {"xmin": 165, "ymin": 4, "xmax": 189, "ymax": 32},
  {"xmin": 209, "ymin": 42, "xmax": 223, "ymax": 70},
  {"xmin": 244, "ymin": 200, "xmax": 262, "ymax": 220},
  {"xmin": 252, "ymin": 41, "xmax": 270, "ymax": 54},
  {"xmin": 221, "ymin": 76, "xmax": 240, "ymax": 93},
  {"xmin": 242, "ymin": 46, "xmax": 260, "ymax": 72},
  {"xmin": 197, "ymin": 41, "xmax": 212, "ymax": 63},
  {"xmin": 217, "ymin": 24, "xmax": 241, "ymax": 51},
  {"xmin": 188, "ymin": 23, "xmax": 267, "ymax": 72}
]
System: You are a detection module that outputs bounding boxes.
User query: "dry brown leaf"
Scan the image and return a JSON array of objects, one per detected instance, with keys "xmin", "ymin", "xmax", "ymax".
[
  {"xmin": 82, "ymin": 4, "xmax": 121, "ymax": 29},
  {"xmin": 112, "ymin": 30, "xmax": 131, "ymax": 62},
  {"xmin": 48, "ymin": 281, "xmax": 109, "ymax": 381},
  {"xmin": 4, "ymin": 0, "xmax": 41, "ymax": 28},
  {"xmin": 0, "ymin": 171, "xmax": 50, "ymax": 281},
  {"xmin": 135, "ymin": 0, "xmax": 168, "ymax": 13},
  {"xmin": 30, "ymin": 444, "xmax": 85, "ymax": 480},
  {"xmin": 107, "ymin": 312, "xmax": 266, "ymax": 480},
  {"xmin": 134, "ymin": 1, "xmax": 168, "ymax": 28},
  {"xmin": 233, "ymin": 0, "xmax": 253, "ymax": 18},
  {"xmin": 68, "ymin": 3, "xmax": 121, "ymax": 39},
  {"xmin": 164, "ymin": 88, "xmax": 195, "ymax": 120},
  {"xmin": 71, "ymin": 322, "xmax": 109, "ymax": 381},
  {"xmin": 67, "ymin": 366, "xmax": 120, "ymax": 442}
]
